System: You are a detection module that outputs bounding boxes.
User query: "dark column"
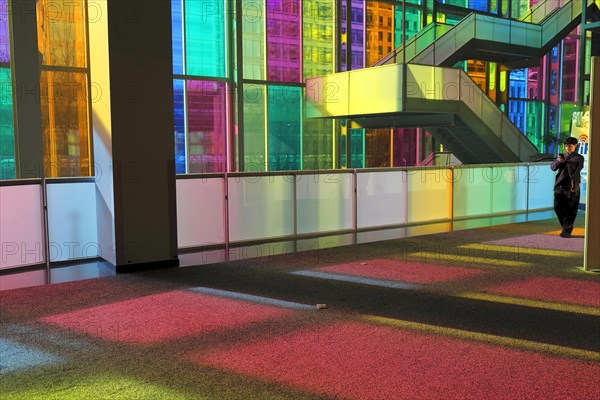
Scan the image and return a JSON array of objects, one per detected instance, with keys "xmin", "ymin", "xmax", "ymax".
[
  {"xmin": 8, "ymin": 0, "xmax": 43, "ymax": 178},
  {"xmin": 584, "ymin": 56, "xmax": 599, "ymax": 271},
  {"xmin": 106, "ymin": 0, "xmax": 178, "ymax": 271}
]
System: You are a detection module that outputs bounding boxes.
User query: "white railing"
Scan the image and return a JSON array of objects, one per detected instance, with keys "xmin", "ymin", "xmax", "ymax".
[{"xmin": 0, "ymin": 163, "xmax": 555, "ymax": 270}]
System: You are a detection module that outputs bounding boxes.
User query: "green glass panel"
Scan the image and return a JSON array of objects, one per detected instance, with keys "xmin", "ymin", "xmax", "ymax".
[
  {"xmin": 185, "ymin": 0, "xmax": 226, "ymax": 77},
  {"xmin": 303, "ymin": 0, "xmax": 335, "ymax": 80},
  {"xmin": 242, "ymin": 0, "xmax": 265, "ymax": 80},
  {"xmin": 267, "ymin": 86, "xmax": 301, "ymax": 171},
  {"xmin": 303, "ymin": 118, "xmax": 333, "ymax": 170},
  {"xmin": 0, "ymin": 67, "xmax": 15, "ymax": 179},
  {"xmin": 525, "ymin": 101, "xmax": 544, "ymax": 152},
  {"xmin": 394, "ymin": 6, "xmax": 420, "ymax": 48},
  {"xmin": 243, "ymin": 84, "xmax": 266, "ymax": 171},
  {"xmin": 350, "ymin": 128, "xmax": 365, "ymax": 168}
]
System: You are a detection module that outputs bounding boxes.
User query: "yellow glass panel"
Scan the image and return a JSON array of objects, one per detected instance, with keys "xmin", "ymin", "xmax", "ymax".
[
  {"xmin": 37, "ymin": 0, "xmax": 87, "ymax": 67},
  {"xmin": 40, "ymin": 71, "xmax": 91, "ymax": 177}
]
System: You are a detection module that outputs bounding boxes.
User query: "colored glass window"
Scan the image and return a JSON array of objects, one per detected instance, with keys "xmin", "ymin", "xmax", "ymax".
[
  {"xmin": 350, "ymin": 128, "xmax": 365, "ymax": 168},
  {"xmin": 0, "ymin": 67, "xmax": 15, "ymax": 179},
  {"xmin": 267, "ymin": 0, "xmax": 301, "ymax": 83},
  {"xmin": 243, "ymin": 84, "xmax": 267, "ymax": 171},
  {"xmin": 394, "ymin": 6, "xmax": 421, "ymax": 47},
  {"xmin": 366, "ymin": 2, "xmax": 394, "ymax": 67},
  {"xmin": 185, "ymin": 0, "xmax": 226, "ymax": 77},
  {"xmin": 468, "ymin": 0, "xmax": 488, "ymax": 12},
  {"xmin": 174, "ymin": 79, "xmax": 186, "ymax": 174},
  {"xmin": 242, "ymin": 0, "xmax": 266, "ymax": 80},
  {"xmin": 40, "ymin": 71, "xmax": 90, "ymax": 177},
  {"xmin": 0, "ymin": 0, "xmax": 9, "ymax": 63},
  {"xmin": 186, "ymin": 80, "xmax": 228, "ymax": 173},
  {"xmin": 37, "ymin": 0, "xmax": 87, "ymax": 68},
  {"xmin": 267, "ymin": 85, "xmax": 301, "ymax": 171},
  {"xmin": 172, "ymin": 0, "xmax": 184, "ymax": 75},
  {"xmin": 365, "ymin": 129, "xmax": 391, "ymax": 167},
  {"xmin": 303, "ymin": 0, "xmax": 335, "ymax": 79},
  {"xmin": 303, "ymin": 119, "xmax": 334, "ymax": 170},
  {"xmin": 393, "ymin": 128, "xmax": 417, "ymax": 167}
]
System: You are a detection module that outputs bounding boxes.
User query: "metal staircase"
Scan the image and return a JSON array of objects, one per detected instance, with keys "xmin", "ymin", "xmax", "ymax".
[{"xmin": 306, "ymin": 0, "xmax": 598, "ymax": 163}]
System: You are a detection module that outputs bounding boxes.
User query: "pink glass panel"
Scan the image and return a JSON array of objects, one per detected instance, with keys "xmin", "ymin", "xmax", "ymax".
[
  {"xmin": 266, "ymin": 0, "xmax": 301, "ymax": 82},
  {"xmin": 187, "ymin": 80, "xmax": 228, "ymax": 173}
]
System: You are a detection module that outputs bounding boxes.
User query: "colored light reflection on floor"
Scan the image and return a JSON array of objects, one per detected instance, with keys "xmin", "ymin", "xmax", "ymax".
[
  {"xmin": 485, "ymin": 233, "xmax": 585, "ymax": 252},
  {"xmin": 192, "ymin": 322, "xmax": 600, "ymax": 400},
  {"xmin": 485, "ymin": 277, "xmax": 600, "ymax": 307},
  {"xmin": 0, "ymin": 375, "xmax": 194, "ymax": 400},
  {"xmin": 39, "ymin": 291, "xmax": 292, "ymax": 344},
  {"xmin": 0, "ymin": 338, "xmax": 62, "ymax": 374},
  {"xmin": 313, "ymin": 259, "xmax": 484, "ymax": 284}
]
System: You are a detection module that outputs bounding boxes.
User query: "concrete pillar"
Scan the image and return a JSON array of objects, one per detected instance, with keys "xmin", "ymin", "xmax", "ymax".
[{"xmin": 584, "ymin": 56, "xmax": 599, "ymax": 271}]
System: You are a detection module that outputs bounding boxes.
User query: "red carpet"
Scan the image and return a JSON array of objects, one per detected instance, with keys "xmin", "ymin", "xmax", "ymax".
[
  {"xmin": 192, "ymin": 322, "xmax": 600, "ymax": 400},
  {"xmin": 315, "ymin": 259, "xmax": 484, "ymax": 284},
  {"xmin": 485, "ymin": 277, "xmax": 600, "ymax": 307},
  {"xmin": 40, "ymin": 290, "xmax": 292, "ymax": 344}
]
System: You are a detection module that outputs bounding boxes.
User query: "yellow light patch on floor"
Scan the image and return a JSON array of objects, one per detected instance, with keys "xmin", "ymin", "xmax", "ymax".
[
  {"xmin": 545, "ymin": 228, "xmax": 585, "ymax": 236},
  {"xmin": 459, "ymin": 244, "xmax": 581, "ymax": 258},
  {"xmin": 361, "ymin": 314, "xmax": 600, "ymax": 363},
  {"xmin": 406, "ymin": 252, "xmax": 530, "ymax": 267},
  {"xmin": 456, "ymin": 291, "xmax": 600, "ymax": 317}
]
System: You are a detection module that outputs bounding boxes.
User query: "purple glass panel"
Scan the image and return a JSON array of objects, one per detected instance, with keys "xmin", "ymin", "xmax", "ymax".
[
  {"xmin": 186, "ymin": 80, "xmax": 228, "ymax": 173},
  {"xmin": 393, "ymin": 128, "xmax": 417, "ymax": 167},
  {"xmin": 0, "ymin": 0, "xmax": 9, "ymax": 63},
  {"xmin": 340, "ymin": 0, "xmax": 365, "ymax": 71},
  {"xmin": 266, "ymin": 0, "xmax": 301, "ymax": 82}
]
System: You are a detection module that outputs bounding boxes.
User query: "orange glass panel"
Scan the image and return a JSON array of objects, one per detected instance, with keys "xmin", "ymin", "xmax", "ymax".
[
  {"xmin": 37, "ymin": 0, "xmax": 87, "ymax": 67},
  {"xmin": 40, "ymin": 71, "xmax": 90, "ymax": 177}
]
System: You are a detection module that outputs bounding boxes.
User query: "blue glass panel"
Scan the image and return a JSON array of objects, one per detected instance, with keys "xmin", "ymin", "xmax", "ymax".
[
  {"xmin": 172, "ymin": 0, "xmax": 184, "ymax": 74},
  {"xmin": 174, "ymin": 79, "xmax": 186, "ymax": 174},
  {"xmin": 468, "ymin": 0, "xmax": 488, "ymax": 12}
]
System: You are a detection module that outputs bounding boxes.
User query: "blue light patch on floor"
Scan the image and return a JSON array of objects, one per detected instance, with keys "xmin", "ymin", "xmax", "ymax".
[
  {"xmin": 0, "ymin": 338, "xmax": 62, "ymax": 375},
  {"xmin": 290, "ymin": 270, "xmax": 423, "ymax": 290},
  {"xmin": 188, "ymin": 287, "xmax": 316, "ymax": 310},
  {"xmin": 3, "ymin": 324, "xmax": 98, "ymax": 352}
]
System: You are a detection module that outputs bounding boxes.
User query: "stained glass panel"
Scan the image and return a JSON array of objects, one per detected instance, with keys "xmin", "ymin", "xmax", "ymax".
[
  {"xmin": 40, "ymin": 71, "xmax": 90, "ymax": 177},
  {"xmin": 185, "ymin": 0, "xmax": 226, "ymax": 77},
  {"xmin": 37, "ymin": 0, "xmax": 87, "ymax": 67},
  {"xmin": 187, "ymin": 80, "xmax": 228, "ymax": 173},
  {"xmin": 0, "ymin": 67, "xmax": 15, "ymax": 179},
  {"xmin": 267, "ymin": 0, "xmax": 301, "ymax": 83},
  {"xmin": 267, "ymin": 85, "xmax": 301, "ymax": 171}
]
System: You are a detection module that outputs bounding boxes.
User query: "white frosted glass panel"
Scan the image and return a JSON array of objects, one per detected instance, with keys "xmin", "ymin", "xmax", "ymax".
[
  {"xmin": 453, "ymin": 167, "xmax": 493, "ymax": 218},
  {"xmin": 296, "ymin": 173, "xmax": 353, "ymax": 235},
  {"xmin": 228, "ymin": 175, "xmax": 294, "ymax": 242},
  {"xmin": 357, "ymin": 171, "xmax": 407, "ymax": 229},
  {"xmin": 176, "ymin": 177, "xmax": 225, "ymax": 248},
  {"xmin": 491, "ymin": 166, "xmax": 528, "ymax": 213},
  {"xmin": 528, "ymin": 164, "xmax": 555, "ymax": 209},
  {"xmin": 47, "ymin": 182, "xmax": 98, "ymax": 262},
  {"xmin": 1, "ymin": 184, "xmax": 45, "ymax": 269},
  {"xmin": 407, "ymin": 168, "xmax": 452, "ymax": 223}
]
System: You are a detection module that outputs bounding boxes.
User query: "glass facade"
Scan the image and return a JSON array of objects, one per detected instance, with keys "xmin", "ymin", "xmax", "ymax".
[
  {"xmin": 35, "ymin": 0, "xmax": 91, "ymax": 178},
  {"xmin": 1, "ymin": 0, "xmax": 597, "ymax": 180}
]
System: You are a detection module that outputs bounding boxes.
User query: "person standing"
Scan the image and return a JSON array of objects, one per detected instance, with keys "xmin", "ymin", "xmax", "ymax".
[{"xmin": 550, "ymin": 137, "xmax": 585, "ymax": 238}]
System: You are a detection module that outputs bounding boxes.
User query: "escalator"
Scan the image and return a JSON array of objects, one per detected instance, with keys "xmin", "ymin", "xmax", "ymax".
[{"xmin": 306, "ymin": 0, "xmax": 599, "ymax": 163}]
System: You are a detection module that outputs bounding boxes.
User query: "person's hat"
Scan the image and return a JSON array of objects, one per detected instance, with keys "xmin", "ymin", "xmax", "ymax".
[{"xmin": 564, "ymin": 137, "xmax": 578, "ymax": 145}]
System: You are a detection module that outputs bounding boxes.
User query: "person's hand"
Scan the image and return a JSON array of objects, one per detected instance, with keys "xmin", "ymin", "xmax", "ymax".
[{"xmin": 557, "ymin": 154, "xmax": 565, "ymax": 162}]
